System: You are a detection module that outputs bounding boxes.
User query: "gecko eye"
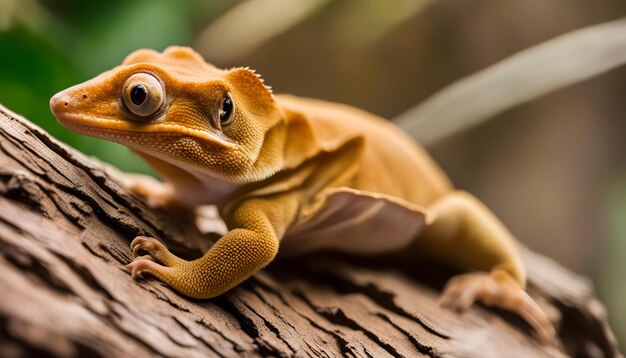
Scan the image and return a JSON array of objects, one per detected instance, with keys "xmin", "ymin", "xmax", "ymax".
[
  {"xmin": 122, "ymin": 73, "xmax": 164, "ymax": 118},
  {"xmin": 218, "ymin": 94, "xmax": 234, "ymax": 126}
]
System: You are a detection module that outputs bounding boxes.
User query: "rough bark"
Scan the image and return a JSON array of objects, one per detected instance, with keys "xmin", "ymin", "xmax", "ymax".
[{"xmin": 0, "ymin": 104, "xmax": 620, "ymax": 357}]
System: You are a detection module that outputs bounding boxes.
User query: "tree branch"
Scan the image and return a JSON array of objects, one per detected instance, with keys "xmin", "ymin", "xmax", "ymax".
[{"xmin": 0, "ymin": 104, "xmax": 619, "ymax": 357}]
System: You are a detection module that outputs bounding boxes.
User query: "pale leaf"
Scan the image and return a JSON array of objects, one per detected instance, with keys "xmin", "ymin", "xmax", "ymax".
[{"xmin": 394, "ymin": 18, "xmax": 626, "ymax": 145}]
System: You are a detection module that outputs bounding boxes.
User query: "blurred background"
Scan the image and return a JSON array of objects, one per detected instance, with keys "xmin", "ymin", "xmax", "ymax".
[{"xmin": 0, "ymin": 0, "xmax": 624, "ymax": 346}]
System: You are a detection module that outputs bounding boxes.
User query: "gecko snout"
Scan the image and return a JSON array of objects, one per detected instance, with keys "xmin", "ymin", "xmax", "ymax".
[
  {"xmin": 49, "ymin": 90, "xmax": 70, "ymax": 116},
  {"xmin": 49, "ymin": 86, "xmax": 91, "ymax": 118},
  {"xmin": 50, "ymin": 89, "xmax": 79, "ymax": 128},
  {"xmin": 49, "ymin": 78, "xmax": 121, "ymax": 127},
  {"xmin": 49, "ymin": 84, "xmax": 114, "ymax": 132}
]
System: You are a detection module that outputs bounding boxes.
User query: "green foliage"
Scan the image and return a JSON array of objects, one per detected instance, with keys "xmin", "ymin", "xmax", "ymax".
[
  {"xmin": 0, "ymin": 26, "xmax": 78, "ymax": 139},
  {"xmin": 0, "ymin": 0, "xmax": 224, "ymax": 173}
]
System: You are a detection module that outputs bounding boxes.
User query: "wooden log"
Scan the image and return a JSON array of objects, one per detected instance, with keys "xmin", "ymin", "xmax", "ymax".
[{"xmin": 0, "ymin": 104, "xmax": 620, "ymax": 357}]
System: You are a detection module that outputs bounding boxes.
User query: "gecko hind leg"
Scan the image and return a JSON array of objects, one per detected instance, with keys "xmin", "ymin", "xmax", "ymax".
[{"xmin": 417, "ymin": 191, "xmax": 556, "ymax": 344}]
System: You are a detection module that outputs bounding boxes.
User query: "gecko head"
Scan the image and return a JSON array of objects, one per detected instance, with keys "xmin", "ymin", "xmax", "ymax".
[{"xmin": 50, "ymin": 46, "xmax": 285, "ymax": 182}]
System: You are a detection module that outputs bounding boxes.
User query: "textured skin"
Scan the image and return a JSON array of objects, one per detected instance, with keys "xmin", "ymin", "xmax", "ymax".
[{"xmin": 50, "ymin": 46, "xmax": 554, "ymax": 343}]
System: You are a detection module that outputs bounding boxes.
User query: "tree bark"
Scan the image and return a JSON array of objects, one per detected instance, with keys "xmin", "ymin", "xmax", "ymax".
[{"xmin": 0, "ymin": 104, "xmax": 620, "ymax": 357}]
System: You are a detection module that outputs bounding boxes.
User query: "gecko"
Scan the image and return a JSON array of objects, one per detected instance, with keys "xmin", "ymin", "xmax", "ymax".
[{"xmin": 49, "ymin": 46, "xmax": 555, "ymax": 343}]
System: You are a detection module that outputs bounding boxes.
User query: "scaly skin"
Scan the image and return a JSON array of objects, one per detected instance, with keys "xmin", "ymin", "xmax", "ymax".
[{"xmin": 50, "ymin": 46, "xmax": 555, "ymax": 344}]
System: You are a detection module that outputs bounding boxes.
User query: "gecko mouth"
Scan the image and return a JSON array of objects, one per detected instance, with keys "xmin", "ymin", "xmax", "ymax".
[{"xmin": 49, "ymin": 98, "xmax": 237, "ymax": 151}]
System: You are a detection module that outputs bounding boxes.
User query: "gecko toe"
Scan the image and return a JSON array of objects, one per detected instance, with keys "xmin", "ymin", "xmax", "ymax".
[
  {"xmin": 127, "ymin": 256, "xmax": 162, "ymax": 280},
  {"xmin": 440, "ymin": 274, "xmax": 482, "ymax": 312},
  {"xmin": 130, "ymin": 236, "xmax": 150, "ymax": 256},
  {"xmin": 130, "ymin": 236, "xmax": 168, "ymax": 259}
]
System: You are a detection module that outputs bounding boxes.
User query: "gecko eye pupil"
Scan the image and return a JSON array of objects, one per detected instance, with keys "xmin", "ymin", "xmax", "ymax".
[
  {"xmin": 219, "ymin": 95, "xmax": 234, "ymax": 126},
  {"xmin": 130, "ymin": 84, "xmax": 147, "ymax": 105}
]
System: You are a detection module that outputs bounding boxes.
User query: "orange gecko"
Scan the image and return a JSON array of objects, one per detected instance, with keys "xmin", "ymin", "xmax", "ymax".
[{"xmin": 50, "ymin": 46, "xmax": 555, "ymax": 343}]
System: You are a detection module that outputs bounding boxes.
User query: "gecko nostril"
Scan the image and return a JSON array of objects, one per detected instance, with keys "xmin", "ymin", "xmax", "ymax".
[
  {"xmin": 64, "ymin": 102, "xmax": 68, "ymax": 107},
  {"xmin": 82, "ymin": 94, "xmax": 88, "ymax": 99}
]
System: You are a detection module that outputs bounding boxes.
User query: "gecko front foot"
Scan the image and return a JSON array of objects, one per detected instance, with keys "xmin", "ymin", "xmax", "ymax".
[
  {"xmin": 130, "ymin": 236, "xmax": 182, "ymax": 266},
  {"xmin": 127, "ymin": 236, "xmax": 183, "ymax": 281},
  {"xmin": 127, "ymin": 236, "xmax": 222, "ymax": 299},
  {"xmin": 440, "ymin": 270, "xmax": 556, "ymax": 344}
]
